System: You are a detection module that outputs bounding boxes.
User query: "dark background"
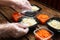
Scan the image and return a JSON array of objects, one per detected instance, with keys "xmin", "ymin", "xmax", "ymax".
[{"xmin": 35, "ymin": 0, "xmax": 60, "ymax": 11}]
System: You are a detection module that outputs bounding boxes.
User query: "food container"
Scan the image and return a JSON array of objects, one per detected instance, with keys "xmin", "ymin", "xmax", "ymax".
[
  {"xmin": 12, "ymin": 12, "xmax": 24, "ymax": 22},
  {"xmin": 31, "ymin": 4, "xmax": 42, "ymax": 13},
  {"xmin": 36, "ymin": 14, "xmax": 50, "ymax": 24},
  {"xmin": 24, "ymin": 11, "xmax": 37, "ymax": 17},
  {"xmin": 21, "ymin": 4, "xmax": 42, "ymax": 17},
  {"xmin": 46, "ymin": 17, "xmax": 60, "ymax": 32},
  {"xmin": 18, "ymin": 16, "xmax": 38, "ymax": 32},
  {"xmin": 34, "ymin": 27, "xmax": 54, "ymax": 40}
]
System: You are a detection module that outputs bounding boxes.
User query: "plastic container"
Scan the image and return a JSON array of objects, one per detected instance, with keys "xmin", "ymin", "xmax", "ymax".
[
  {"xmin": 31, "ymin": 4, "xmax": 42, "ymax": 13},
  {"xmin": 21, "ymin": 4, "xmax": 42, "ymax": 17},
  {"xmin": 46, "ymin": 17, "xmax": 60, "ymax": 32},
  {"xmin": 12, "ymin": 12, "xmax": 24, "ymax": 22},
  {"xmin": 34, "ymin": 27, "xmax": 54, "ymax": 40},
  {"xmin": 18, "ymin": 16, "xmax": 38, "ymax": 32},
  {"xmin": 36, "ymin": 14, "xmax": 50, "ymax": 24},
  {"xmin": 23, "ymin": 11, "xmax": 37, "ymax": 17}
]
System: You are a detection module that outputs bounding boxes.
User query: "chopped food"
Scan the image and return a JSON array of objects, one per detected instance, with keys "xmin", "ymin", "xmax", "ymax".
[
  {"xmin": 36, "ymin": 14, "xmax": 49, "ymax": 24},
  {"xmin": 12, "ymin": 12, "xmax": 23, "ymax": 22},
  {"xmin": 20, "ymin": 17, "xmax": 37, "ymax": 27},
  {"xmin": 32, "ymin": 6, "xmax": 39, "ymax": 11},
  {"xmin": 36, "ymin": 29, "xmax": 51, "ymax": 38},
  {"xmin": 48, "ymin": 20, "xmax": 60, "ymax": 29}
]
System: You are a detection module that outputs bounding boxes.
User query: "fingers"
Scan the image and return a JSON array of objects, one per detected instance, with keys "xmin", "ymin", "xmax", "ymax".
[
  {"xmin": 20, "ymin": 1, "xmax": 32, "ymax": 10},
  {"xmin": 12, "ymin": 0, "xmax": 32, "ymax": 10},
  {"xmin": 17, "ymin": 27, "xmax": 29, "ymax": 33},
  {"xmin": 23, "ymin": 28, "xmax": 29, "ymax": 35},
  {"xmin": 11, "ymin": 28, "xmax": 29, "ymax": 38},
  {"xmin": 0, "ymin": 23, "xmax": 29, "ymax": 38},
  {"xmin": 26, "ymin": 1, "xmax": 32, "ymax": 9},
  {"xmin": 9, "ymin": 23, "xmax": 29, "ymax": 38},
  {"xmin": 23, "ymin": 28, "xmax": 29, "ymax": 33},
  {"xmin": 15, "ymin": 23, "xmax": 27, "ymax": 28},
  {"xmin": 15, "ymin": 23, "xmax": 29, "ymax": 34},
  {"xmin": 11, "ymin": 23, "xmax": 29, "ymax": 33}
]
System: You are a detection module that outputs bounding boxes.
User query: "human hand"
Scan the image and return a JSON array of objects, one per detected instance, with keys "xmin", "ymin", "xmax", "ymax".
[
  {"xmin": 0, "ymin": 23, "xmax": 29, "ymax": 38},
  {"xmin": 12, "ymin": 0, "xmax": 32, "ymax": 10},
  {"xmin": 0, "ymin": 0, "xmax": 32, "ymax": 10}
]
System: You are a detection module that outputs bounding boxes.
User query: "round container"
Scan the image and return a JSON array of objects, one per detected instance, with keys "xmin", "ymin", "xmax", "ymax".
[{"xmin": 34, "ymin": 27, "xmax": 54, "ymax": 40}]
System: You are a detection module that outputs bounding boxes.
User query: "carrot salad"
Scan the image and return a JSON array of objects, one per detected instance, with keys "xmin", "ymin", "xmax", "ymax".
[
  {"xmin": 12, "ymin": 12, "xmax": 23, "ymax": 22},
  {"xmin": 36, "ymin": 14, "xmax": 49, "ymax": 24},
  {"xmin": 36, "ymin": 29, "xmax": 51, "ymax": 38}
]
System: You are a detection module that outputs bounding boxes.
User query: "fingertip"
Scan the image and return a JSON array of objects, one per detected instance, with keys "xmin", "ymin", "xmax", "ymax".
[{"xmin": 16, "ymin": 23, "xmax": 28, "ymax": 28}]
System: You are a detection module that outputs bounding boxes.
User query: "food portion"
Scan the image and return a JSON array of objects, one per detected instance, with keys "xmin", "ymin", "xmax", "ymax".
[
  {"xmin": 48, "ymin": 20, "xmax": 60, "ymax": 29},
  {"xmin": 36, "ymin": 29, "xmax": 51, "ymax": 39},
  {"xmin": 20, "ymin": 17, "xmax": 37, "ymax": 27},
  {"xmin": 36, "ymin": 14, "xmax": 49, "ymax": 24},
  {"xmin": 32, "ymin": 5, "xmax": 39, "ymax": 11},
  {"xmin": 12, "ymin": 12, "xmax": 23, "ymax": 22}
]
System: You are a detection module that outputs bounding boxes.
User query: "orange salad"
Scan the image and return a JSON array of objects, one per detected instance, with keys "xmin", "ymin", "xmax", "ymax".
[
  {"xmin": 36, "ymin": 14, "xmax": 49, "ymax": 24},
  {"xmin": 12, "ymin": 12, "xmax": 23, "ymax": 22},
  {"xmin": 36, "ymin": 29, "xmax": 51, "ymax": 38}
]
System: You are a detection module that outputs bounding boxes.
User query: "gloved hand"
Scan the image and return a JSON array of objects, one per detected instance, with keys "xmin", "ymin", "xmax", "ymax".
[
  {"xmin": 0, "ymin": 23, "xmax": 29, "ymax": 38},
  {"xmin": 12, "ymin": 0, "xmax": 32, "ymax": 10},
  {"xmin": 0, "ymin": 0, "xmax": 32, "ymax": 10}
]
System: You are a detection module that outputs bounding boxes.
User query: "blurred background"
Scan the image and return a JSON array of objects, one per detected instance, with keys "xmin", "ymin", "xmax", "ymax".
[{"xmin": 30, "ymin": 0, "xmax": 60, "ymax": 11}]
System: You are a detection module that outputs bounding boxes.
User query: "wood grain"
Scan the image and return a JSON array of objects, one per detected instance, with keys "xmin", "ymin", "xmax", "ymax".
[
  {"xmin": 0, "ymin": 13, "xmax": 8, "ymax": 24},
  {"xmin": 0, "ymin": 0, "xmax": 60, "ymax": 40}
]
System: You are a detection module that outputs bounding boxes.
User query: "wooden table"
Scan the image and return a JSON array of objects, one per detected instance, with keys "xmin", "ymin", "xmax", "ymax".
[{"xmin": 0, "ymin": 0, "xmax": 60, "ymax": 40}]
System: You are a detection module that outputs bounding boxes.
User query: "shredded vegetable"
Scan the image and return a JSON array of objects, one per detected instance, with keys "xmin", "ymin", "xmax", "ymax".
[
  {"xmin": 36, "ymin": 14, "xmax": 49, "ymax": 24},
  {"xmin": 12, "ymin": 12, "xmax": 23, "ymax": 22},
  {"xmin": 36, "ymin": 29, "xmax": 51, "ymax": 38}
]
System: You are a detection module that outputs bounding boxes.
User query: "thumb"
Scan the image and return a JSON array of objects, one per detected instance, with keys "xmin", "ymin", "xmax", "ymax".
[{"xmin": 16, "ymin": 23, "xmax": 29, "ymax": 28}]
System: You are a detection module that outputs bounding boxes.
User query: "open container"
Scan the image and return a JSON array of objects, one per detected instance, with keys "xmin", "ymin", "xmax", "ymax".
[
  {"xmin": 21, "ymin": 4, "xmax": 42, "ymax": 17},
  {"xmin": 18, "ymin": 16, "xmax": 39, "ymax": 32},
  {"xmin": 36, "ymin": 14, "xmax": 50, "ymax": 24},
  {"xmin": 31, "ymin": 4, "xmax": 42, "ymax": 13},
  {"xmin": 12, "ymin": 12, "xmax": 24, "ymax": 22},
  {"xmin": 23, "ymin": 11, "xmax": 37, "ymax": 17},
  {"xmin": 34, "ymin": 27, "xmax": 54, "ymax": 40},
  {"xmin": 46, "ymin": 17, "xmax": 60, "ymax": 33}
]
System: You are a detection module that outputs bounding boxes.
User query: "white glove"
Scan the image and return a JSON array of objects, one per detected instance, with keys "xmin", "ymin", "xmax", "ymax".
[
  {"xmin": 0, "ymin": 0, "xmax": 32, "ymax": 10},
  {"xmin": 12, "ymin": 0, "xmax": 32, "ymax": 10},
  {"xmin": 0, "ymin": 23, "xmax": 29, "ymax": 38}
]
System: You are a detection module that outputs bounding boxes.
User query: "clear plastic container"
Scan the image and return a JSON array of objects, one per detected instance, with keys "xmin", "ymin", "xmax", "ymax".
[{"xmin": 34, "ymin": 27, "xmax": 54, "ymax": 40}]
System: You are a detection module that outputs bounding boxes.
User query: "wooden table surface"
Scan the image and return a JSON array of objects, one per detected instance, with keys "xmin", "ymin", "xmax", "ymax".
[{"xmin": 0, "ymin": 0, "xmax": 60, "ymax": 40}]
